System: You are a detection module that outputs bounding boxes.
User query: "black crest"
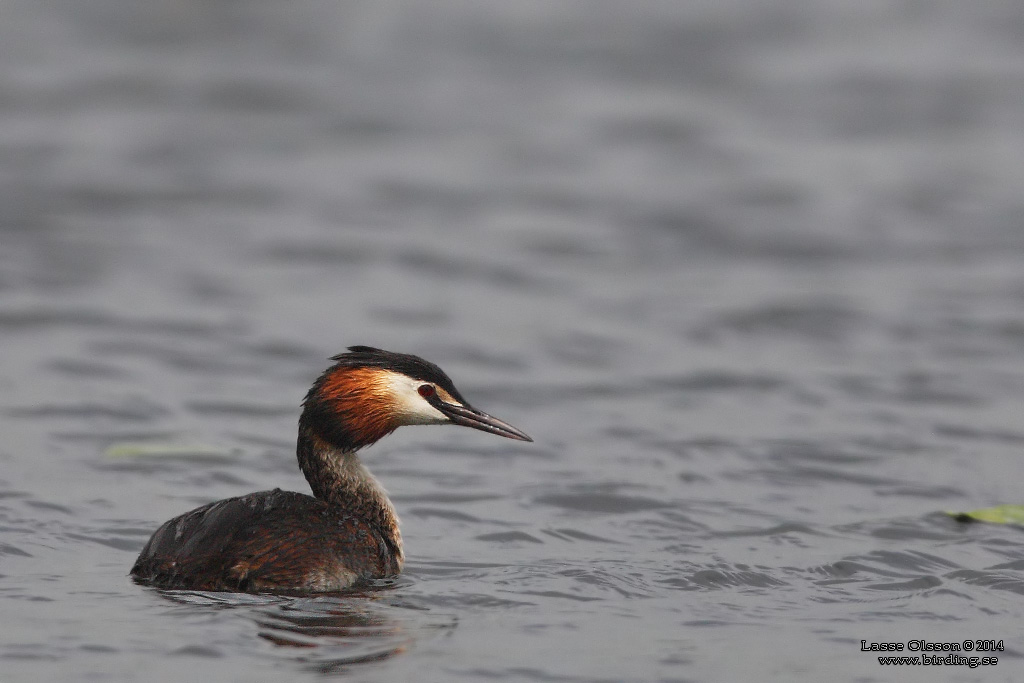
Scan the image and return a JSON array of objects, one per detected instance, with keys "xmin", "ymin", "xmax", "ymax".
[{"xmin": 325, "ymin": 346, "xmax": 470, "ymax": 406}]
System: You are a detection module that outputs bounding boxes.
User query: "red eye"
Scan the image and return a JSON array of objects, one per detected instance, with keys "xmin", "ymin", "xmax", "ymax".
[{"xmin": 418, "ymin": 384, "xmax": 435, "ymax": 398}]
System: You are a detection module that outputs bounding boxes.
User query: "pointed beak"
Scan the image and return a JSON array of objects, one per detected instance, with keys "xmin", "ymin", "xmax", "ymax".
[{"xmin": 435, "ymin": 401, "xmax": 533, "ymax": 442}]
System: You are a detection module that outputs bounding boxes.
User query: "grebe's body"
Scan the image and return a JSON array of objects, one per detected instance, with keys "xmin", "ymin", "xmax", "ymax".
[{"xmin": 131, "ymin": 346, "xmax": 531, "ymax": 592}]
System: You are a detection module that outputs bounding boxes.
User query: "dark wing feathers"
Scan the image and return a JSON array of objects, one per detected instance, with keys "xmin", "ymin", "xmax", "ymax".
[{"xmin": 131, "ymin": 490, "xmax": 398, "ymax": 592}]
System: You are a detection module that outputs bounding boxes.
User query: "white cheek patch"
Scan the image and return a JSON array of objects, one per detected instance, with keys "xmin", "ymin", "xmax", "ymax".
[{"xmin": 383, "ymin": 371, "xmax": 450, "ymax": 425}]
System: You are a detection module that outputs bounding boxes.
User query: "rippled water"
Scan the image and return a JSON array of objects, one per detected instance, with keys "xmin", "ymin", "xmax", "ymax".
[{"xmin": 4, "ymin": 1, "xmax": 1024, "ymax": 681}]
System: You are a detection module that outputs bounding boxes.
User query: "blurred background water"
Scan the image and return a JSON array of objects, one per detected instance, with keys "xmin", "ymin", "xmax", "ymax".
[{"xmin": 3, "ymin": 1, "xmax": 1024, "ymax": 681}]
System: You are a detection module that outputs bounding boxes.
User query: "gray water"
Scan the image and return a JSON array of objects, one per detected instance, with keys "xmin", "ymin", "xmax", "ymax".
[{"xmin": 4, "ymin": 1, "xmax": 1024, "ymax": 681}]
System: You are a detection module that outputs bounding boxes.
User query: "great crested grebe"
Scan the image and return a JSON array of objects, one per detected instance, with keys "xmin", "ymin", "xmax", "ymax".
[{"xmin": 131, "ymin": 346, "xmax": 531, "ymax": 592}]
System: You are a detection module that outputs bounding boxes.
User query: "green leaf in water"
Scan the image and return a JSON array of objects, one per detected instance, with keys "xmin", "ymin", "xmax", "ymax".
[
  {"xmin": 104, "ymin": 442, "xmax": 235, "ymax": 459},
  {"xmin": 947, "ymin": 505, "xmax": 1024, "ymax": 525}
]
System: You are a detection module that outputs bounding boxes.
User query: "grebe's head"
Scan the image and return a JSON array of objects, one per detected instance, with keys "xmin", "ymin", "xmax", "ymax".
[{"xmin": 300, "ymin": 346, "xmax": 532, "ymax": 451}]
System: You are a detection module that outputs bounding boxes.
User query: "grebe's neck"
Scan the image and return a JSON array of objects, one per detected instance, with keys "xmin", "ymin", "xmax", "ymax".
[{"xmin": 296, "ymin": 426, "xmax": 403, "ymax": 566}]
